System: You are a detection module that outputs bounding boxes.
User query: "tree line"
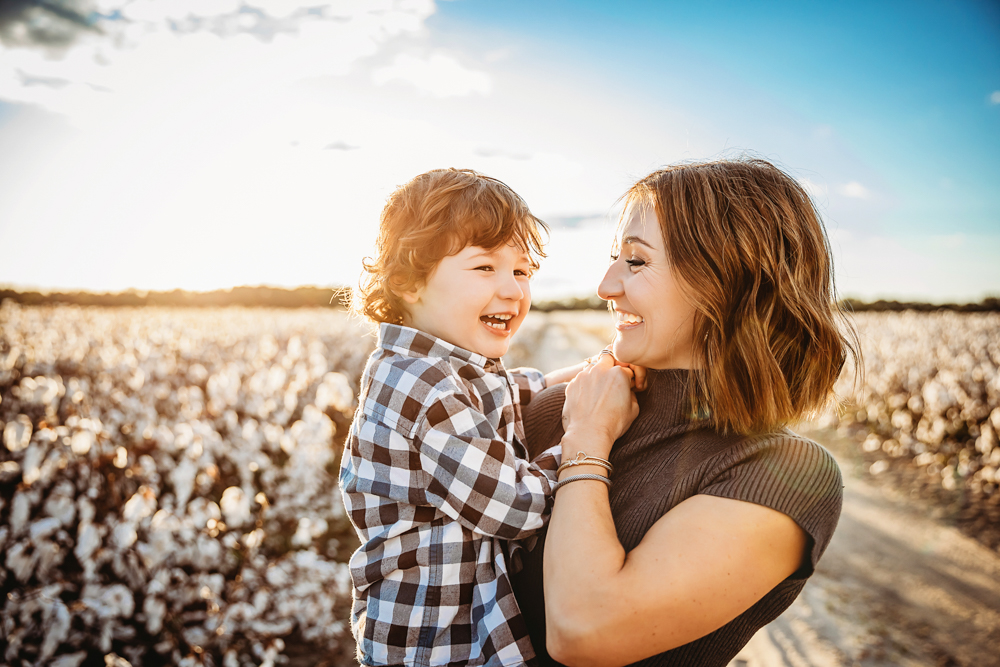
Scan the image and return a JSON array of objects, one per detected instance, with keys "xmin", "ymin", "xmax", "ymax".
[{"xmin": 0, "ymin": 286, "xmax": 997, "ymax": 312}]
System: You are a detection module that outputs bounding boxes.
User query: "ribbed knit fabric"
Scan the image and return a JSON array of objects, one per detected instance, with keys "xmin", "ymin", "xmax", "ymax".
[{"xmin": 511, "ymin": 369, "xmax": 843, "ymax": 667}]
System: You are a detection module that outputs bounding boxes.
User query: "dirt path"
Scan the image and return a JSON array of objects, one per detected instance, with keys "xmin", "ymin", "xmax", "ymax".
[{"xmin": 730, "ymin": 428, "xmax": 1000, "ymax": 667}]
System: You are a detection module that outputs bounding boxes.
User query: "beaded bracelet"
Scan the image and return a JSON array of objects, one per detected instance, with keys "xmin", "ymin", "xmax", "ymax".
[
  {"xmin": 556, "ymin": 451, "xmax": 614, "ymax": 476},
  {"xmin": 553, "ymin": 473, "xmax": 612, "ymax": 493}
]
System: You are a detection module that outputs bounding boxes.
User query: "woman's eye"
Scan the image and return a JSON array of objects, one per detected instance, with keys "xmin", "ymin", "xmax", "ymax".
[
  {"xmin": 515, "ymin": 269, "xmax": 531, "ymax": 277},
  {"xmin": 626, "ymin": 258, "xmax": 645, "ymax": 267}
]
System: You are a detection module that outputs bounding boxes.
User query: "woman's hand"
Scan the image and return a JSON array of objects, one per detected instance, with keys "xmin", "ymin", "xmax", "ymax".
[{"xmin": 561, "ymin": 352, "xmax": 638, "ymax": 460}]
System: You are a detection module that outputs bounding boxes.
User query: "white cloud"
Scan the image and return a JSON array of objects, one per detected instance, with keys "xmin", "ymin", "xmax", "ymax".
[
  {"xmin": 838, "ymin": 181, "xmax": 870, "ymax": 200},
  {"xmin": 798, "ymin": 177, "xmax": 828, "ymax": 199},
  {"xmin": 813, "ymin": 124, "xmax": 834, "ymax": 139},
  {"xmin": 120, "ymin": 0, "xmax": 241, "ymax": 22},
  {"xmin": 372, "ymin": 52, "xmax": 491, "ymax": 97},
  {"xmin": 0, "ymin": 0, "xmax": 437, "ymax": 127},
  {"xmin": 991, "ymin": 90, "xmax": 1000, "ymax": 105}
]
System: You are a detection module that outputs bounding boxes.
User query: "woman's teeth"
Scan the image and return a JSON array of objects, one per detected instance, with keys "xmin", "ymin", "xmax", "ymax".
[{"xmin": 617, "ymin": 312, "xmax": 644, "ymax": 325}]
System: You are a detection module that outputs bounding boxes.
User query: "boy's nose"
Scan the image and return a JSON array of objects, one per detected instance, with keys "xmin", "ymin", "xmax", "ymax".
[{"xmin": 499, "ymin": 273, "xmax": 525, "ymax": 300}]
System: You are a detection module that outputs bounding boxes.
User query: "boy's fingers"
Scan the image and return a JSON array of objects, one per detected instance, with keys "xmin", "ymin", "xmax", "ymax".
[{"xmin": 631, "ymin": 365, "xmax": 648, "ymax": 391}]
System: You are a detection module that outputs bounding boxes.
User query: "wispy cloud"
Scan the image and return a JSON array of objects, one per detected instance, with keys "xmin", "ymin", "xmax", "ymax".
[
  {"xmin": 475, "ymin": 147, "xmax": 531, "ymax": 160},
  {"xmin": 0, "ymin": 0, "xmax": 437, "ymax": 126},
  {"xmin": 372, "ymin": 53, "xmax": 491, "ymax": 97},
  {"xmin": 798, "ymin": 177, "xmax": 828, "ymax": 199},
  {"xmin": 991, "ymin": 90, "xmax": 1000, "ymax": 105},
  {"xmin": 838, "ymin": 181, "xmax": 871, "ymax": 200}
]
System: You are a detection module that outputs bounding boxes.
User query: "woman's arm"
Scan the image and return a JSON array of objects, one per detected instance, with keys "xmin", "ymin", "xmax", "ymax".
[
  {"xmin": 544, "ymin": 489, "xmax": 805, "ymax": 666},
  {"xmin": 544, "ymin": 358, "xmax": 807, "ymax": 667}
]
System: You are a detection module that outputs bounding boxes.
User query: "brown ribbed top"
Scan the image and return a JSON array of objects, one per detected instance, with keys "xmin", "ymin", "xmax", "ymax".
[{"xmin": 511, "ymin": 369, "xmax": 843, "ymax": 667}]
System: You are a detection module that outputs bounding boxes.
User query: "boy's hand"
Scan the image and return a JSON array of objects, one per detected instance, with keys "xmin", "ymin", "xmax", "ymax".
[
  {"xmin": 541, "ymin": 348, "xmax": 647, "ymax": 391},
  {"xmin": 592, "ymin": 346, "xmax": 647, "ymax": 391}
]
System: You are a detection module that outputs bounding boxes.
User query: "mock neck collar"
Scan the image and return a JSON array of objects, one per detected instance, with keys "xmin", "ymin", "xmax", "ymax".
[{"xmin": 624, "ymin": 368, "xmax": 702, "ymax": 440}]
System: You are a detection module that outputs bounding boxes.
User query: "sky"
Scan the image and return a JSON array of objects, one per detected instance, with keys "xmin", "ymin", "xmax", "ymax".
[{"xmin": 0, "ymin": 0, "xmax": 997, "ymax": 303}]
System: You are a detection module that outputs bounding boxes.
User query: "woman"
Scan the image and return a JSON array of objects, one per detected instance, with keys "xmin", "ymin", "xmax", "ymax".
[{"xmin": 511, "ymin": 158, "xmax": 859, "ymax": 666}]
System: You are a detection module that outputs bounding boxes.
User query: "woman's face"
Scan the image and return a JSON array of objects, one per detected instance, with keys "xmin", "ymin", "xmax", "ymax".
[{"xmin": 598, "ymin": 204, "xmax": 698, "ymax": 370}]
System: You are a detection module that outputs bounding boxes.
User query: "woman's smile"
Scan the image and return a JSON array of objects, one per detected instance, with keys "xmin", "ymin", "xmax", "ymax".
[
  {"xmin": 614, "ymin": 310, "xmax": 645, "ymax": 329},
  {"xmin": 598, "ymin": 204, "xmax": 696, "ymax": 370}
]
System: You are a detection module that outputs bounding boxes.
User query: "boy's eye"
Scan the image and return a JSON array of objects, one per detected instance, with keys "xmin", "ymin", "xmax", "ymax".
[{"xmin": 475, "ymin": 265, "xmax": 494, "ymax": 272}]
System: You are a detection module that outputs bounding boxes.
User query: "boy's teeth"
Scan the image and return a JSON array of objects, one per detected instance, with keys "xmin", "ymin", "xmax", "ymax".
[
  {"xmin": 481, "ymin": 314, "xmax": 512, "ymax": 330},
  {"xmin": 617, "ymin": 312, "xmax": 644, "ymax": 324}
]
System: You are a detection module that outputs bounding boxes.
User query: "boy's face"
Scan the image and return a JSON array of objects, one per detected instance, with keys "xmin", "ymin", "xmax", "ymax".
[{"xmin": 402, "ymin": 242, "xmax": 533, "ymax": 359}]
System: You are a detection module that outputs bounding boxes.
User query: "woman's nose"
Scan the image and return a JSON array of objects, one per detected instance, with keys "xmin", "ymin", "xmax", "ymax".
[{"xmin": 598, "ymin": 262, "xmax": 623, "ymax": 301}]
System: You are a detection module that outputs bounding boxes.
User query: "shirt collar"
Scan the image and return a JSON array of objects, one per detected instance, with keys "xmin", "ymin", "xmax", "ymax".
[{"xmin": 378, "ymin": 323, "xmax": 502, "ymax": 371}]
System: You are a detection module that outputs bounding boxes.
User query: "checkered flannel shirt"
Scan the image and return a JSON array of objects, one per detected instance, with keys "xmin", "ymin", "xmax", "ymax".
[{"xmin": 340, "ymin": 324, "xmax": 561, "ymax": 666}]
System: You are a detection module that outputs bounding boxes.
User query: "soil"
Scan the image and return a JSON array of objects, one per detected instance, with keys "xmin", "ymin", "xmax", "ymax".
[{"xmin": 730, "ymin": 427, "xmax": 1000, "ymax": 667}]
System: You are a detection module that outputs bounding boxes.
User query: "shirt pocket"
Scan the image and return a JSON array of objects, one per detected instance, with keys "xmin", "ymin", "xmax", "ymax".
[{"xmin": 362, "ymin": 394, "xmax": 420, "ymax": 439}]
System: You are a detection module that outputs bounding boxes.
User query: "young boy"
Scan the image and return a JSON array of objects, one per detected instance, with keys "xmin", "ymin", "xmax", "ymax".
[{"xmin": 340, "ymin": 168, "xmax": 587, "ymax": 666}]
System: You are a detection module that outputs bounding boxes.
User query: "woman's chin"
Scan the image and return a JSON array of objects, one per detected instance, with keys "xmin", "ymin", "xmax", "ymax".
[{"xmin": 610, "ymin": 341, "xmax": 637, "ymax": 366}]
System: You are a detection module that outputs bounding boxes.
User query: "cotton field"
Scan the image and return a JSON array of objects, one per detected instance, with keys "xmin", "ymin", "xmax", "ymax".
[
  {"xmin": 1, "ymin": 302, "xmax": 998, "ymax": 666},
  {"xmin": 822, "ymin": 311, "xmax": 1000, "ymax": 546},
  {"xmin": 0, "ymin": 303, "xmax": 376, "ymax": 666}
]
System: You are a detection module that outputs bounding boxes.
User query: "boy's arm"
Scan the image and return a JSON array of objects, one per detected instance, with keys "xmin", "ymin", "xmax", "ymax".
[
  {"xmin": 415, "ymin": 390, "xmax": 560, "ymax": 542},
  {"xmin": 543, "ymin": 361, "xmax": 589, "ymax": 387},
  {"xmin": 509, "ymin": 363, "xmax": 587, "ymax": 392}
]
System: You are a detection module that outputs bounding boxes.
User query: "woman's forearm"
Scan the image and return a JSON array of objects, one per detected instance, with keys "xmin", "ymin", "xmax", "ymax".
[{"xmin": 543, "ymin": 429, "xmax": 628, "ymax": 666}]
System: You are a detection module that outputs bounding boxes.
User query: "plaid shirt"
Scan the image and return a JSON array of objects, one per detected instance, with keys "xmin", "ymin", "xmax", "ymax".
[{"xmin": 340, "ymin": 324, "xmax": 560, "ymax": 666}]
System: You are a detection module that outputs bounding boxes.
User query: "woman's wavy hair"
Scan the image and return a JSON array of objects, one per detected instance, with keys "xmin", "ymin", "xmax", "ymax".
[
  {"xmin": 624, "ymin": 157, "xmax": 860, "ymax": 434},
  {"xmin": 355, "ymin": 168, "xmax": 547, "ymax": 325}
]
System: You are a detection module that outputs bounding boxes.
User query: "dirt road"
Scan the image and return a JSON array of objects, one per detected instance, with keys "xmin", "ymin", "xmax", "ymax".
[{"xmin": 730, "ymin": 428, "xmax": 1000, "ymax": 667}]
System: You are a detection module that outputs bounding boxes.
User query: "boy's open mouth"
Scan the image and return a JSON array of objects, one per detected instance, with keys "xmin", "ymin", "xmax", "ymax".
[{"xmin": 480, "ymin": 314, "xmax": 514, "ymax": 331}]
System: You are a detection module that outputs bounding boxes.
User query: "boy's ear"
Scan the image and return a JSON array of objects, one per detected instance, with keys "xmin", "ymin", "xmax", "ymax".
[
  {"xmin": 390, "ymin": 278, "xmax": 423, "ymax": 305},
  {"xmin": 399, "ymin": 287, "xmax": 422, "ymax": 305}
]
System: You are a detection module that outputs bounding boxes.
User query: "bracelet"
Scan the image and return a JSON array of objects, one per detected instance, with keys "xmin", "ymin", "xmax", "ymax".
[
  {"xmin": 556, "ymin": 451, "xmax": 614, "ymax": 475},
  {"xmin": 554, "ymin": 474, "xmax": 611, "ymax": 493}
]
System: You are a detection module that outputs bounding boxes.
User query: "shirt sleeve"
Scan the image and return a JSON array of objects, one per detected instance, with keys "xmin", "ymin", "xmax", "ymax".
[
  {"xmin": 414, "ymin": 388, "xmax": 559, "ymax": 541},
  {"xmin": 506, "ymin": 367, "xmax": 547, "ymax": 407},
  {"xmin": 698, "ymin": 433, "xmax": 844, "ymax": 578}
]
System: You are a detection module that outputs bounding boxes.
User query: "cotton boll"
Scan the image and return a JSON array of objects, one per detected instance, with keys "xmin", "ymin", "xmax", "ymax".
[
  {"xmin": 122, "ymin": 486, "xmax": 157, "ymax": 523},
  {"xmin": 70, "ymin": 429, "xmax": 94, "ymax": 455},
  {"xmin": 220, "ymin": 486, "xmax": 251, "ymax": 529},
  {"xmin": 314, "ymin": 372, "xmax": 354, "ymax": 414},
  {"xmin": 4, "ymin": 414, "xmax": 32, "ymax": 452}
]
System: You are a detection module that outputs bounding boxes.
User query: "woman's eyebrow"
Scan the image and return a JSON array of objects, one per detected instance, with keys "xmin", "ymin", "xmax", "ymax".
[{"xmin": 621, "ymin": 235, "xmax": 654, "ymax": 249}]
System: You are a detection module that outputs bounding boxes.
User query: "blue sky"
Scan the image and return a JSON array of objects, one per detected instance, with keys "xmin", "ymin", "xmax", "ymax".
[{"xmin": 0, "ymin": 0, "xmax": 997, "ymax": 301}]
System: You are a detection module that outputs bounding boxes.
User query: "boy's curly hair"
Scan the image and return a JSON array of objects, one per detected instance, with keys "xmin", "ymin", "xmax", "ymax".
[{"xmin": 355, "ymin": 168, "xmax": 548, "ymax": 325}]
